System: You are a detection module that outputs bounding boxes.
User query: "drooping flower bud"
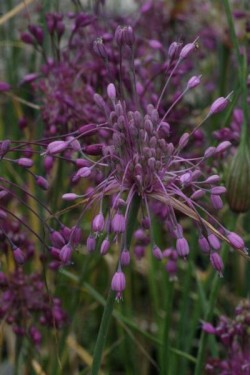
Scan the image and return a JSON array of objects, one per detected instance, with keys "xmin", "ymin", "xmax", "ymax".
[
  {"xmin": 111, "ymin": 270, "xmax": 126, "ymax": 300},
  {"xmin": 100, "ymin": 238, "xmax": 110, "ymax": 255},
  {"xmin": 112, "ymin": 212, "xmax": 125, "ymax": 233},
  {"xmin": 227, "ymin": 232, "xmax": 245, "ymax": 249},
  {"xmin": 60, "ymin": 244, "xmax": 72, "ymax": 263},
  {"xmin": 15, "ymin": 158, "xmax": 33, "ymax": 168},
  {"xmin": 35, "ymin": 176, "xmax": 49, "ymax": 190},
  {"xmin": 92, "ymin": 212, "xmax": 105, "ymax": 233},
  {"xmin": 152, "ymin": 245, "xmax": 163, "ymax": 260},
  {"xmin": 120, "ymin": 250, "xmax": 130, "ymax": 266},
  {"xmin": 176, "ymin": 237, "xmax": 189, "ymax": 257},
  {"xmin": 210, "ymin": 252, "xmax": 224, "ymax": 277},
  {"xmin": 209, "ymin": 92, "xmax": 232, "ymax": 116}
]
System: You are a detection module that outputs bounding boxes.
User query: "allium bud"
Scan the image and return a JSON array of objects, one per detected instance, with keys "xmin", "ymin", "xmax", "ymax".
[
  {"xmin": 201, "ymin": 322, "xmax": 216, "ymax": 334},
  {"xmin": 87, "ymin": 234, "xmax": 96, "ymax": 253},
  {"xmin": 107, "ymin": 83, "xmax": 116, "ymax": 101},
  {"xmin": 153, "ymin": 245, "xmax": 163, "ymax": 260},
  {"xmin": 60, "ymin": 244, "xmax": 72, "ymax": 263},
  {"xmin": 35, "ymin": 176, "xmax": 49, "ymax": 190},
  {"xmin": 176, "ymin": 237, "xmax": 189, "ymax": 257},
  {"xmin": 93, "ymin": 37, "xmax": 108, "ymax": 59},
  {"xmin": 100, "ymin": 238, "xmax": 110, "ymax": 255},
  {"xmin": 15, "ymin": 158, "xmax": 33, "ymax": 168},
  {"xmin": 120, "ymin": 250, "xmax": 130, "ymax": 266},
  {"xmin": 198, "ymin": 235, "xmax": 210, "ymax": 253},
  {"xmin": 112, "ymin": 212, "xmax": 125, "ymax": 233},
  {"xmin": 178, "ymin": 132, "xmax": 189, "ymax": 149},
  {"xmin": 111, "ymin": 270, "xmax": 126, "ymax": 300},
  {"xmin": 21, "ymin": 32, "xmax": 34, "ymax": 44},
  {"xmin": 0, "ymin": 82, "xmax": 11, "ymax": 92},
  {"xmin": 179, "ymin": 39, "xmax": 198, "ymax": 60},
  {"xmin": 29, "ymin": 326, "xmax": 42, "ymax": 346},
  {"xmin": 76, "ymin": 167, "xmax": 91, "ymax": 178},
  {"xmin": 0, "ymin": 139, "xmax": 10, "ymax": 158},
  {"xmin": 211, "ymin": 186, "xmax": 226, "ymax": 195},
  {"xmin": 204, "ymin": 175, "xmax": 220, "ymax": 184},
  {"xmin": 187, "ymin": 75, "xmax": 201, "ymax": 89},
  {"xmin": 168, "ymin": 41, "xmax": 181, "ymax": 60},
  {"xmin": 210, "ymin": 252, "xmax": 224, "ymax": 276},
  {"xmin": 165, "ymin": 260, "xmax": 178, "ymax": 280},
  {"xmin": 215, "ymin": 141, "xmax": 231, "ymax": 153},
  {"xmin": 191, "ymin": 189, "xmax": 205, "ymax": 200},
  {"xmin": 62, "ymin": 193, "xmax": 80, "ymax": 201},
  {"xmin": 204, "ymin": 147, "xmax": 216, "ymax": 158},
  {"xmin": 209, "ymin": 93, "xmax": 232, "ymax": 115},
  {"xmin": 211, "ymin": 194, "xmax": 223, "ymax": 210},
  {"xmin": 226, "ymin": 144, "xmax": 250, "ymax": 213},
  {"xmin": 83, "ymin": 144, "xmax": 103, "ymax": 156},
  {"xmin": 46, "ymin": 141, "xmax": 67, "ymax": 155},
  {"xmin": 208, "ymin": 234, "xmax": 221, "ymax": 250},
  {"xmin": 92, "ymin": 213, "xmax": 105, "ymax": 232},
  {"xmin": 148, "ymin": 39, "xmax": 162, "ymax": 49},
  {"xmin": 227, "ymin": 232, "xmax": 245, "ymax": 249},
  {"xmin": 13, "ymin": 247, "xmax": 25, "ymax": 264},
  {"xmin": 50, "ymin": 230, "xmax": 66, "ymax": 248}
]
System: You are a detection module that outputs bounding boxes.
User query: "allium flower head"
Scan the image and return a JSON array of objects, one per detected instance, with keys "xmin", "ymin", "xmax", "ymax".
[{"xmin": 47, "ymin": 26, "xmax": 246, "ymax": 297}]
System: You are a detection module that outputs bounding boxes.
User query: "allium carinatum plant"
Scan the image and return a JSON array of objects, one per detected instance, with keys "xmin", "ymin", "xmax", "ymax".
[{"xmin": 1, "ymin": 0, "xmax": 250, "ymax": 374}]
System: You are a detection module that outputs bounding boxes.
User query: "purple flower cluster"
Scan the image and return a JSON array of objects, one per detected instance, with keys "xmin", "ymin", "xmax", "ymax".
[
  {"xmin": 203, "ymin": 300, "xmax": 250, "ymax": 374},
  {"xmin": 39, "ymin": 26, "xmax": 246, "ymax": 299},
  {"xmin": 0, "ymin": 269, "xmax": 67, "ymax": 346}
]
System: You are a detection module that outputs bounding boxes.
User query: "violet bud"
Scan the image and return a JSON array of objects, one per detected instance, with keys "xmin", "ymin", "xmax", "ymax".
[
  {"xmin": 83, "ymin": 144, "xmax": 103, "ymax": 156},
  {"xmin": 76, "ymin": 167, "xmax": 91, "ymax": 178},
  {"xmin": 187, "ymin": 75, "xmax": 201, "ymax": 89},
  {"xmin": 120, "ymin": 250, "xmax": 130, "ymax": 266},
  {"xmin": 0, "ymin": 82, "xmax": 11, "ymax": 92},
  {"xmin": 178, "ymin": 132, "xmax": 189, "ymax": 148},
  {"xmin": 20, "ymin": 73, "xmax": 39, "ymax": 85},
  {"xmin": 62, "ymin": 193, "xmax": 80, "ymax": 201},
  {"xmin": 35, "ymin": 175, "xmax": 49, "ymax": 190},
  {"xmin": 13, "ymin": 247, "xmax": 25, "ymax": 264},
  {"xmin": 60, "ymin": 244, "xmax": 72, "ymax": 263},
  {"xmin": 191, "ymin": 189, "xmax": 205, "ymax": 200},
  {"xmin": 227, "ymin": 232, "xmax": 245, "ymax": 249},
  {"xmin": 204, "ymin": 175, "xmax": 220, "ymax": 184},
  {"xmin": 50, "ymin": 230, "xmax": 66, "ymax": 248},
  {"xmin": 134, "ymin": 245, "xmax": 145, "ymax": 259},
  {"xmin": 211, "ymin": 194, "xmax": 223, "ymax": 210},
  {"xmin": 29, "ymin": 326, "xmax": 42, "ymax": 346},
  {"xmin": 208, "ymin": 234, "xmax": 221, "ymax": 250},
  {"xmin": 92, "ymin": 212, "xmax": 105, "ymax": 232},
  {"xmin": 168, "ymin": 41, "xmax": 180, "ymax": 60},
  {"xmin": 15, "ymin": 157, "xmax": 33, "ymax": 168},
  {"xmin": 204, "ymin": 147, "xmax": 216, "ymax": 158},
  {"xmin": 44, "ymin": 156, "xmax": 54, "ymax": 173},
  {"xmin": 210, "ymin": 252, "xmax": 224, "ymax": 276},
  {"xmin": 112, "ymin": 212, "xmax": 125, "ymax": 233},
  {"xmin": 107, "ymin": 83, "xmax": 116, "ymax": 101},
  {"xmin": 0, "ymin": 139, "xmax": 11, "ymax": 158},
  {"xmin": 198, "ymin": 235, "xmax": 210, "ymax": 253},
  {"xmin": 179, "ymin": 38, "xmax": 198, "ymax": 60},
  {"xmin": 148, "ymin": 39, "xmax": 162, "ymax": 49},
  {"xmin": 176, "ymin": 237, "xmax": 189, "ymax": 257},
  {"xmin": 46, "ymin": 140, "xmax": 67, "ymax": 155},
  {"xmin": 201, "ymin": 322, "xmax": 216, "ymax": 334},
  {"xmin": 215, "ymin": 141, "xmax": 231, "ymax": 153},
  {"xmin": 93, "ymin": 37, "xmax": 108, "ymax": 59},
  {"xmin": 111, "ymin": 270, "xmax": 126, "ymax": 300},
  {"xmin": 211, "ymin": 186, "xmax": 226, "ymax": 195},
  {"xmin": 87, "ymin": 234, "xmax": 96, "ymax": 253},
  {"xmin": 180, "ymin": 172, "xmax": 192, "ymax": 186},
  {"xmin": 70, "ymin": 226, "xmax": 82, "ymax": 245},
  {"xmin": 209, "ymin": 93, "xmax": 232, "ymax": 115},
  {"xmin": 100, "ymin": 238, "xmax": 110, "ymax": 255},
  {"xmin": 21, "ymin": 32, "xmax": 34, "ymax": 44},
  {"xmin": 153, "ymin": 245, "xmax": 163, "ymax": 260}
]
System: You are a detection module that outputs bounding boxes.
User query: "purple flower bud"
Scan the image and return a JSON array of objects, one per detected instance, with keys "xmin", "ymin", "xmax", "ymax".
[
  {"xmin": 211, "ymin": 186, "xmax": 226, "ymax": 195},
  {"xmin": 112, "ymin": 213, "xmax": 125, "ymax": 233},
  {"xmin": 168, "ymin": 41, "xmax": 180, "ymax": 60},
  {"xmin": 178, "ymin": 132, "xmax": 189, "ymax": 148},
  {"xmin": 211, "ymin": 194, "xmax": 223, "ymax": 210},
  {"xmin": 0, "ymin": 139, "xmax": 11, "ymax": 158},
  {"xmin": 20, "ymin": 32, "xmax": 34, "ymax": 44},
  {"xmin": 75, "ymin": 159, "xmax": 91, "ymax": 168},
  {"xmin": 28, "ymin": 24, "xmax": 44, "ymax": 45},
  {"xmin": 165, "ymin": 260, "xmax": 178, "ymax": 279},
  {"xmin": 111, "ymin": 270, "xmax": 126, "ymax": 300},
  {"xmin": 202, "ymin": 322, "xmax": 216, "ymax": 334},
  {"xmin": 0, "ymin": 209, "xmax": 7, "ymax": 219},
  {"xmin": 13, "ymin": 247, "xmax": 25, "ymax": 264},
  {"xmin": 20, "ymin": 73, "xmax": 39, "ymax": 85},
  {"xmin": 191, "ymin": 189, "xmax": 205, "ymax": 200},
  {"xmin": 227, "ymin": 232, "xmax": 245, "ymax": 249},
  {"xmin": 100, "ymin": 238, "xmax": 110, "ymax": 255},
  {"xmin": 76, "ymin": 167, "xmax": 91, "ymax": 178},
  {"xmin": 209, "ymin": 93, "xmax": 232, "ymax": 115},
  {"xmin": 70, "ymin": 226, "xmax": 82, "ymax": 245},
  {"xmin": 176, "ymin": 237, "xmax": 189, "ymax": 257},
  {"xmin": 180, "ymin": 172, "xmax": 192, "ymax": 186},
  {"xmin": 46, "ymin": 141, "xmax": 67, "ymax": 155},
  {"xmin": 87, "ymin": 234, "xmax": 96, "ymax": 253},
  {"xmin": 199, "ymin": 235, "xmax": 210, "ymax": 253},
  {"xmin": 148, "ymin": 39, "xmax": 162, "ymax": 49},
  {"xmin": 62, "ymin": 193, "xmax": 80, "ymax": 201},
  {"xmin": 15, "ymin": 157, "xmax": 33, "ymax": 168},
  {"xmin": 29, "ymin": 326, "xmax": 42, "ymax": 346},
  {"xmin": 44, "ymin": 156, "xmax": 54, "ymax": 173},
  {"xmin": 50, "ymin": 230, "xmax": 66, "ymax": 248},
  {"xmin": 107, "ymin": 83, "xmax": 116, "ymax": 101},
  {"xmin": 83, "ymin": 144, "xmax": 103, "ymax": 156},
  {"xmin": 204, "ymin": 147, "xmax": 216, "ymax": 158},
  {"xmin": 120, "ymin": 250, "xmax": 130, "ymax": 266},
  {"xmin": 153, "ymin": 245, "xmax": 163, "ymax": 260},
  {"xmin": 134, "ymin": 245, "xmax": 145, "ymax": 259},
  {"xmin": 210, "ymin": 252, "xmax": 224, "ymax": 276},
  {"xmin": 215, "ymin": 141, "xmax": 231, "ymax": 153},
  {"xmin": 92, "ymin": 213, "xmax": 105, "ymax": 232},
  {"xmin": 67, "ymin": 137, "xmax": 81, "ymax": 151},
  {"xmin": 187, "ymin": 75, "xmax": 201, "ymax": 89},
  {"xmin": 93, "ymin": 37, "xmax": 108, "ymax": 59},
  {"xmin": 35, "ymin": 176, "xmax": 49, "ymax": 190},
  {"xmin": 204, "ymin": 175, "xmax": 220, "ymax": 184},
  {"xmin": 208, "ymin": 234, "xmax": 221, "ymax": 250},
  {"xmin": 179, "ymin": 39, "xmax": 197, "ymax": 60},
  {"xmin": 0, "ymin": 82, "xmax": 11, "ymax": 92},
  {"xmin": 60, "ymin": 244, "xmax": 72, "ymax": 263}
]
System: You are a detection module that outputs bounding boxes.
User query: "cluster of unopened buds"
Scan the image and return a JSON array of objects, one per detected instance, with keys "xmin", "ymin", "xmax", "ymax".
[{"xmin": 36, "ymin": 27, "xmax": 247, "ymax": 300}]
